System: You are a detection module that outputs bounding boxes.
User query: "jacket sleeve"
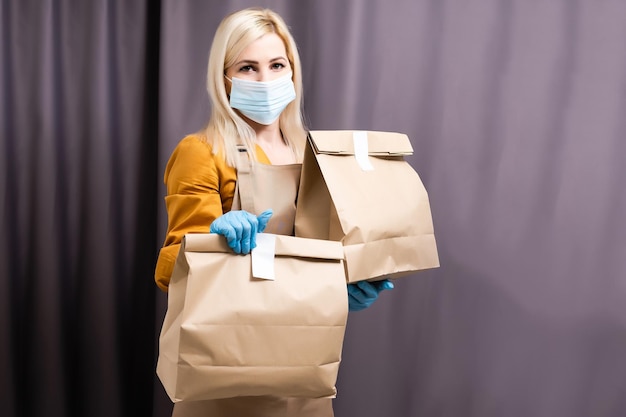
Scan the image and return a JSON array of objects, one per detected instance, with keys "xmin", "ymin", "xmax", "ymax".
[{"xmin": 154, "ymin": 136, "xmax": 236, "ymax": 291}]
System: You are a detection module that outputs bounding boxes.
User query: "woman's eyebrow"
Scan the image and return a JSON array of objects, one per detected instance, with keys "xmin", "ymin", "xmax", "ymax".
[
  {"xmin": 233, "ymin": 56, "xmax": 287, "ymax": 66},
  {"xmin": 233, "ymin": 59, "xmax": 258, "ymax": 66}
]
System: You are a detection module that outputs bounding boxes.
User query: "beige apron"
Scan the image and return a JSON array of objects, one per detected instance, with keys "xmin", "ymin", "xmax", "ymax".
[{"xmin": 172, "ymin": 147, "xmax": 334, "ymax": 417}]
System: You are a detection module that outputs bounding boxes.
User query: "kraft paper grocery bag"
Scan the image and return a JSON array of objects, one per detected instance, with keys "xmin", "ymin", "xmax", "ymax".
[
  {"xmin": 157, "ymin": 233, "xmax": 348, "ymax": 402},
  {"xmin": 295, "ymin": 130, "xmax": 440, "ymax": 283}
]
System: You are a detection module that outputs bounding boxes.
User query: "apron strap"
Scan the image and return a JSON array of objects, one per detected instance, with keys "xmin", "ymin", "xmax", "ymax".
[{"xmin": 235, "ymin": 145, "xmax": 256, "ymax": 214}]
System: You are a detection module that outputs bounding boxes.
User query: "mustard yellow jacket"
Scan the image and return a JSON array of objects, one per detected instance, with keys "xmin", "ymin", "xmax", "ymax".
[{"xmin": 154, "ymin": 134, "xmax": 271, "ymax": 291}]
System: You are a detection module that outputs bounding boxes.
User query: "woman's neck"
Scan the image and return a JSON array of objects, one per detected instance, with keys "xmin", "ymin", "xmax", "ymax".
[
  {"xmin": 253, "ymin": 122, "xmax": 283, "ymax": 146},
  {"xmin": 249, "ymin": 121, "xmax": 296, "ymax": 165}
]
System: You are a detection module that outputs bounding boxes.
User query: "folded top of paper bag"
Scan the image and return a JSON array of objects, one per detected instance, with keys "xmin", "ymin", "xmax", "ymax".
[
  {"xmin": 182, "ymin": 233, "xmax": 344, "ymax": 261},
  {"xmin": 309, "ymin": 130, "xmax": 414, "ymax": 156}
]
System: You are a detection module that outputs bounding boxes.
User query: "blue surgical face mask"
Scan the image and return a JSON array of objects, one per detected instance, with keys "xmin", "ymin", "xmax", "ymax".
[{"xmin": 226, "ymin": 72, "xmax": 296, "ymax": 125}]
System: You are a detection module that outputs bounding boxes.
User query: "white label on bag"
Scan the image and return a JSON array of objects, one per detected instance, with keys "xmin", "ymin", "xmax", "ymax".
[
  {"xmin": 353, "ymin": 131, "xmax": 374, "ymax": 171},
  {"xmin": 251, "ymin": 233, "xmax": 276, "ymax": 280}
]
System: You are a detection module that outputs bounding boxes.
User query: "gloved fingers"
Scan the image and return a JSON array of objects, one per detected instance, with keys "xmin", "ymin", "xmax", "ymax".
[
  {"xmin": 209, "ymin": 216, "xmax": 223, "ymax": 235},
  {"xmin": 210, "ymin": 210, "xmax": 257, "ymax": 254},
  {"xmin": 355, "ymin": 280, "xmax": 380, "ymax": 299},
  {"xmin": 221, "ymin": 223, "xmax": 242, "ymax": 253},
  {"xmin": 346, "ymin": 283, "xmax": 365, "ymax": 302},
  {"xmin": 347, "ymin": 293, "xmax": 368, "ymax": 311},
  {"xmin": 347, "ymin": 279, "xmax": 394, "ymax": 312},
  {"xmin": 374, "ymin": 279, "xmax": 395, "ymax": 291},
  {"xmin": 347, "ymin": 284, "xmax": 376, "ymax": 311},
  {"xmin": 237, "ymin": 211, "xmax": 258, "ymax": 254},
  {"xmin": 245, "ymin": 209, "xmax": 273, "ymax": 252},
  {"xmin": 209, "ymin": 218, "xmax": 238, "ymax": 250},
  {"xmin": 256, "ymin": 209, "xmax": 273, "ymax": 233},
  {"xmin": 238, "ymin": 222, "xmax": 252, "ymax": 254},
  {"xmin": 347, "ymin": 282, "xmax": 376, "ymax": 304}
]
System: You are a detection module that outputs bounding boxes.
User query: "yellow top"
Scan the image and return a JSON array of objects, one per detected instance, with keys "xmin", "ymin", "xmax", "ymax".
[{"xmin": 154, "ymin": 134, "xmax": 271, "ymax": 291}]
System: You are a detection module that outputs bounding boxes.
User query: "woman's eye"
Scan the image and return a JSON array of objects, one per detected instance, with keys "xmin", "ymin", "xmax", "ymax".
[
  {"xmin": 239, "ymin": 65, "xmax": 255, "ymax": 72},
  {"xmin": 272, "ymin": 63, "xmax": 286, "ymax": 70}
]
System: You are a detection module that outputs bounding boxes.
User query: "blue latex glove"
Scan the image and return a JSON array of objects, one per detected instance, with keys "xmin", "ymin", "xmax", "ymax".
[
  {"xmin": 347, "ymin": 279, "xmax": 394, "ymax": 312},
  {"xmin": 209, "ymin": 209, "xmax": 273, "ymax": 254}
]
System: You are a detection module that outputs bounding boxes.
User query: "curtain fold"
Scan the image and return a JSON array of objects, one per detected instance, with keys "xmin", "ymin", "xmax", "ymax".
[{"xmin": 1, "ymin": 1, "xmax": 159, "ymax": 416}]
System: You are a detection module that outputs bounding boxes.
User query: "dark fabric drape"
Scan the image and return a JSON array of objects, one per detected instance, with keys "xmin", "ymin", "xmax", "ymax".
[
  {"xmin": 2, "ymin": 1, "xmax": 626, "ymax": 417},
  {"xmin": 1, "ymin": 1, "xmax": 160, "ymax": 416}
]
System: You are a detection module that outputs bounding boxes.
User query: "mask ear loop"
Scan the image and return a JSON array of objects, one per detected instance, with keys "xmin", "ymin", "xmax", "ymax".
[{"xmin": 223, "ymin": 73, "xmax": 232, "ymax": 99}]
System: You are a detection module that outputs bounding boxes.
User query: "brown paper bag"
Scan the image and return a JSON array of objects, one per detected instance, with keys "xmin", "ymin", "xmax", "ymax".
[
  {"xmin": 295, "ymin": 130, "xmax": 440, "ymax": 283},
  {"xmin": 157, "ymin": 233, "xmax": 348, "ymax": 402}
]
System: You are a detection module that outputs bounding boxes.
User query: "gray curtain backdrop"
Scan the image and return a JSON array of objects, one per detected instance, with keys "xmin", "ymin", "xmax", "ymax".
[
  {"xmin": 1, "ymin": 1, "xmax": 160, "ymax": 416},
  {"xmin": 2, "ymin": 1, "xmax": 625, "ymax": 417}
]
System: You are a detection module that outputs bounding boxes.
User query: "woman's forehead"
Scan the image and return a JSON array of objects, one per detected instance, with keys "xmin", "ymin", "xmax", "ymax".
[{"xmin": 235, "ymin": 33, "xmax": 287, "ymax": 62}]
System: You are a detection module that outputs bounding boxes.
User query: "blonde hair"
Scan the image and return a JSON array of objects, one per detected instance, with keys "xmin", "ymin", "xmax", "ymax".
[{"xmin": 202, "ymin": 7, "xmax": 307, "ymax": 167}]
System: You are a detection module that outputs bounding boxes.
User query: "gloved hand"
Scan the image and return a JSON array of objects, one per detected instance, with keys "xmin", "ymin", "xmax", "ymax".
[
  {"xmin": 347, "ymin": 279, "xmax": 394, "ymax": 312},
  {"xmin": 210, "ymin": 209, "xmax": 273, "ymax": 254}
]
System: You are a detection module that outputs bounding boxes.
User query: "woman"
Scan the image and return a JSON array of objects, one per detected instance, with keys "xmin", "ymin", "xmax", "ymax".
[{"xmin": 155, "ymin": 7, "xmax": 393, "ymax": 416}]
